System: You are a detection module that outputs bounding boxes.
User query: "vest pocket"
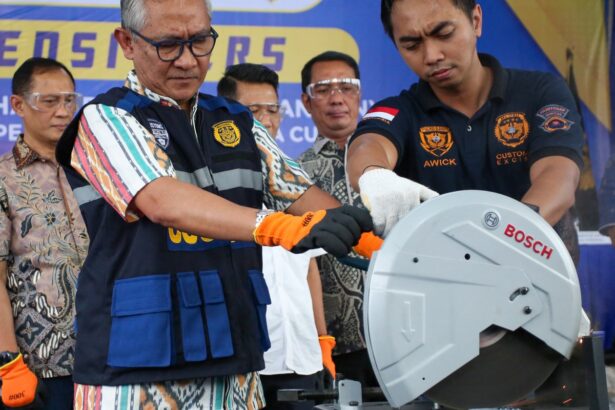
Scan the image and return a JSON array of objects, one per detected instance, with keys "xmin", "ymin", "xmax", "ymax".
[
  {"xmin": 177, "ymin": 272, "xmax": 207, "ymax": 362},
  {"xmin": 108, "ymin": 274, "xmax": 172, "ymax": 367},
  {"xmin": 248, "ymin": 270, "xmax": 272, "ymax": 351},
  {"xmin": 199, "ymin": 270, "xmax": 234, "ymax": 358}
]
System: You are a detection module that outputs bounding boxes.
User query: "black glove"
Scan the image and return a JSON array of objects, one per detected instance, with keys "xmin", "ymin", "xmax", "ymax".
[{"xmin": 291, "ymin": 206, "xmax": 373, "ymax": 257}]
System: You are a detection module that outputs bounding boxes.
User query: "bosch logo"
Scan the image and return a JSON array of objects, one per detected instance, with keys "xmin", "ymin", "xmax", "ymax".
[
  {"xmin": 504, "ymin": 223, "xmax": 553, "ymax": 260},
  {"xmin": 482, "ymin": 211, "xmax": 500, "ymax": 229}
]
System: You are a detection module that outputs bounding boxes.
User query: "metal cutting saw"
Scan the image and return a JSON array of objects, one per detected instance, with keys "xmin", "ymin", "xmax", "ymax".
[{"xmin": 281, "ymin": 190, "xmax": 607, "ymax": 409}]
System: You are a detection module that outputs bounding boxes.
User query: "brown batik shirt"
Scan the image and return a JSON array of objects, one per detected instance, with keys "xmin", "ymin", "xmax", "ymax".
[{"xmin": 0, "ymin": 135, "xmax": 88, "ymax": 378}]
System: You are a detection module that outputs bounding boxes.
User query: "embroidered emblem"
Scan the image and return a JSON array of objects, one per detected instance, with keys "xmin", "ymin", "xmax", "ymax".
[
  {"xmin": 212, "ymin": 120, "xmax": 241, "ymax": 148},
  {"xmin": 536, "ymin": 104, "xmax": 575, "ymax": 133},
  {"xmin": 494, "ymin": 112, "xmax": 529, "ymax": 148},
  {"xmin": 419, "ymin": 126, "xmax": 454, "ymax": 157},
  {"xmin": 148, "ymin": 119, "xmax": 170, "ymax": 149}
]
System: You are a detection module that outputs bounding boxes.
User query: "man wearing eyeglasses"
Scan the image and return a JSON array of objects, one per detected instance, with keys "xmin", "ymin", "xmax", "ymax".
[
  {"xmin": 218, "ymin": 63, "xmax": 336, "ymax": 410},
  {"xmin": 55, "ymin": 1, "xmax": 377, "ymax": 409},
  {"xmin": 0, "ymin": 57, "xmax": 88, "ymax": 410},
  {"xmin": 297, "ymin": 51, "xmax": 379, "ymax": 388},
  {"xmin": 217, "ymin": 64, "xmax": 285, "ymax": 139}
]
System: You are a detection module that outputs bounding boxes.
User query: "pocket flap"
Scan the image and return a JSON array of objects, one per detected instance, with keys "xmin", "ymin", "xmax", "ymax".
[
  {"xmin": 199, "ymin": 270, "xmax": 225, "ymax": 304},
  {"xmin": 112, "ymin": 275, "xmax": 171, "ymax": 316},
  {"xmin": 177, "ymin": 272, "xmax": 202, "ymax": 308},
  {"xmin": 248, "ymin": 270, "xmax": 271, "ymax": 305}
]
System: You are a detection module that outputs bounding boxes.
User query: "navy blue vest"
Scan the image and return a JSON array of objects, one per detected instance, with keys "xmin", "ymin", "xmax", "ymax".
[{"xmin": 57, "ymin": 88, "xmax": 271, "ymax": 386}]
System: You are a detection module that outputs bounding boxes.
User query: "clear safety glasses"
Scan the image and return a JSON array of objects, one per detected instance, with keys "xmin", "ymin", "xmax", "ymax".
[
  {"xmin": 306, "ymin": 78, "xmax": 361, "ymax": 100},
  {"xmin": 24, "ymin": 92, "xmax": 83, "ymax": 113},
  {"xmin": 247, "ymin": 103, "xmax": 285, "ymax": 121}
]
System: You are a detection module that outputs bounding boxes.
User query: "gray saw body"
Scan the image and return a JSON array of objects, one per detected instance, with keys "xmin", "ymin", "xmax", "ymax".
[{"xmin": 363, "ymin": 190, "xmax": 588, "ymax": 408}]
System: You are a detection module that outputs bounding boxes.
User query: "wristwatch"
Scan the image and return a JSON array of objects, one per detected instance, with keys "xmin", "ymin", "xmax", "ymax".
[{"xmin": 0, "ymin": 351, "xmax": 19, "ymax": 366}]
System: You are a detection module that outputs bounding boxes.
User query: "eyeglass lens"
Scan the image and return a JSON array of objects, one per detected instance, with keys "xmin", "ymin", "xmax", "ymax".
[
  {"xmin": 157, "ymin": 34, "xmax": 217, "ymax": 61},
  {"xmin": 248, "ymin": 103, "xmax": 284, "ymax": 120},
  {"xmin": 28, "ymin": 93, "xmax": 82, "ymax": 112},
  {"xmin": 310, "ymin": 81, "xmax": 359, "ymax": 99}
]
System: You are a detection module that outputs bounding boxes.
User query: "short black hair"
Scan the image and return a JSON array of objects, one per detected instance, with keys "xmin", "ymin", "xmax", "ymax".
[
  {"xmin": 12, "ymin": 57, "xmax": 75, "ymax": 96},
  {"xmin": 217, "ymin": 63, "xmax": 279, "ymax": 100},
  {"xmin": 381, "ymin": 0, "xmax": 476, "ymax": 42},
  {"xmin": 300, "ymin": 51, "xmax": 360, "ymax": 93}
]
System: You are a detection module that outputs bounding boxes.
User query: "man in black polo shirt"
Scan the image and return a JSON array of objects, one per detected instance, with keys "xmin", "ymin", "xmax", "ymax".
[{"xmin": 347, "ymin": 0, "xmax": 582, "ymax": 259}]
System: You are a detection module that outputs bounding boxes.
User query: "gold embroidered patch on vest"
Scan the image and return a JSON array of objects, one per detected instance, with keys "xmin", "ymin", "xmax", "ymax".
[{"xmin": 213, "ymin": 120, "xmax": 241, "ymax": 148}]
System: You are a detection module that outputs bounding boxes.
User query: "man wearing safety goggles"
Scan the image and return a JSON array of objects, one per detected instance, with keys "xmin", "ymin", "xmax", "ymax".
[
  {"xmin": 0, "ymin": 57, "xmax": 88, "ymax": 409},
  {"xmin": 298, "ymin": 51, "xmax": 380, "ymax": 389},
  {"xmin": 218, "ymin": 63, "xmax": 332, "ymax": 410}
]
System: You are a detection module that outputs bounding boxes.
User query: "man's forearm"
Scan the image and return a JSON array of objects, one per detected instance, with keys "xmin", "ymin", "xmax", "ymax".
[
  {"xmin": 307, "ymin": 259, "xmax": 327, "ymax": 336},
  {"xmin": 286, "ymin": 185, "xmax": 341, "ymax": 215},
  {"xmin": 134, "ymin": 177, "xmax": 259, "ymax": 241},
  {"xmin": 346, "ymin": 134, "xmax": 398, "ymax": 190},
  {"xmin": 608, "ymin": 226, "xmax": 615, "ymax": 247},
  {"xmin": 522, "ymin": 156, "xmax": 580, "ymax": 226}
]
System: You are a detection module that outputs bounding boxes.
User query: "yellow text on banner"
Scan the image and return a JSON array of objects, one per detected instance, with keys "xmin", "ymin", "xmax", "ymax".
[{"xmin": 0, "ymin": 20, "xmax": 359, "ymax": 83}]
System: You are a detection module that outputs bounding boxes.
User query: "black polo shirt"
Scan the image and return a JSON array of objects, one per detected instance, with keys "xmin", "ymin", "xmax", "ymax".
[{"xmin": 351, "ymin": 54, "xmax": 583, "ymax": 200}]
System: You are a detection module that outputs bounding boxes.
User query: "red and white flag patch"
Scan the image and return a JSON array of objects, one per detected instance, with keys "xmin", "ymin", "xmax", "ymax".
[{"xmin": 362, "ymin": 106, "xmax": 399, "ymax": 123}]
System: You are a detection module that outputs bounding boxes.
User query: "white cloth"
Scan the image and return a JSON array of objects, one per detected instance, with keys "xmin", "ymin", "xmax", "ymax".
[
  {"xmin": 358, "ymin": 168, "xmax": 439, "ymax": 237},
  {"xmin": 260, "ymin": 247, "xmax": 326, "ymax": 376}
]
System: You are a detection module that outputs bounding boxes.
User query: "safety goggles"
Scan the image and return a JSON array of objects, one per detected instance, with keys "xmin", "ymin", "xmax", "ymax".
[
  {"xmin": 247, "ymin": 103, "xmax": 285, "ymax": 120},
  {"xmin": 306, "ymin": 78, "xmax": 361, "ymax": 100},
  {"xmin": 24, "ymin": 92, "xmax": 83, "ymax": 113}
]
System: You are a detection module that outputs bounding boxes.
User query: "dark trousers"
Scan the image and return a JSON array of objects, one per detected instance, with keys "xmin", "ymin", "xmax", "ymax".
[
  {"xmin": 335, "ymin": 348, "xmax": 379, "ymax": 388},
  {"xmin": 261, "ymin": 372, "xmax": 319, "ymax": 410},
  {"xmin": 0, "ymin": 375, "xmax": 73, "ymax": 410}
]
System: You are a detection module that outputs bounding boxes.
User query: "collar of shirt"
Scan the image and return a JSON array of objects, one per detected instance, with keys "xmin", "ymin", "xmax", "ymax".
[
  {"xmin": 13, "ymin": 134, "xmax": 43, "ymax": 170},
  {"xmin": 124, "ymin": 70, "xmax": 199, "ymax": 122},
  {"xmin": 414, "ymin": 53, "xmax": 508, "ymax": 111},
  {"xmin": 312, "ymin": 134, "xmax": 349, "ymax": 155}
]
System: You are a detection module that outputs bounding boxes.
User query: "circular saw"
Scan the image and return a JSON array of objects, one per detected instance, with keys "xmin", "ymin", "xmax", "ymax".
[{"xmin": 363, "ymin": 190, "xmax": 588, "ymax": 409}]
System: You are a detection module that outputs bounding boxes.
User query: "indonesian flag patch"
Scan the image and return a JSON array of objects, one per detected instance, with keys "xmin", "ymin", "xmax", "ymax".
[{"xmin": 362, "ymin": 106, "xmax": 399, "ymax": 123}]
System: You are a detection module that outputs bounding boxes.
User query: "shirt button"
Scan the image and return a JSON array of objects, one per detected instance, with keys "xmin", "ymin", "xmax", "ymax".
[{"xmin": 467, "ymin": 125, "xmax": 472, "ymax": 132}]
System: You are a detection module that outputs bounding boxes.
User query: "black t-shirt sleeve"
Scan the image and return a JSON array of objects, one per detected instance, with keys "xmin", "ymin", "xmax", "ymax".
[
  {"xmin": 527, "ymin": 74, "xmax": 584, "ymax": 170},
  {"xmin": 349, "ymin": 96, "xmax": 410, "ymax": 169}
]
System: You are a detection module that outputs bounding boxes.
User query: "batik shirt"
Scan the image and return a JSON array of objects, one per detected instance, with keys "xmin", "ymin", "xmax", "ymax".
[
  {"xmin": 298, "ymin": 135, "xmax": 368, "ymax": 355},
  {"xmin": 71, "ymin": 70, "xmax": 312, "ymax": 410},
  {"xmin": 0, "ymin": 135, "xmax": 89, "ymax": 378}
]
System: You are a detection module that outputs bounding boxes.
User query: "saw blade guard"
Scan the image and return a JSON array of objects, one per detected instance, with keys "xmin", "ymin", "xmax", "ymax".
[{"xmin": 363, "ymin": 190, "xmax": 583, "ymax": 408}]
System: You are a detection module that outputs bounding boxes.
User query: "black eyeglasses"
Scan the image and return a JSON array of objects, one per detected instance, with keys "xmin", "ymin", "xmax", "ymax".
[{"xmin": 130, "ymin": 27, "xmax": 219, "ymax": 62}]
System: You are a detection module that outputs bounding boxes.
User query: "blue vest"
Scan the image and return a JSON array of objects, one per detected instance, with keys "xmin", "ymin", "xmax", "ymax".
[{"xmin": 57, "ymin": 88, "xmax": 271, "ymax": 386}]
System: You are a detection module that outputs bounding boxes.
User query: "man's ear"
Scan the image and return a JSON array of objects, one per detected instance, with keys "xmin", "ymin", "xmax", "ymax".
[
  {"xmin": 114, "ymin": 27, "xmax": 136, "ymax": 61},
  {"xmin": 472, "ymin": 4, "xmax": 483, "ymax": 38},
  {"xmin": 10, "ymin": 95, "xmax": 26, "ymax": 118},
  {"xmin": 301, "ymin": 93, "xmax": 312, "ymax": 114}
]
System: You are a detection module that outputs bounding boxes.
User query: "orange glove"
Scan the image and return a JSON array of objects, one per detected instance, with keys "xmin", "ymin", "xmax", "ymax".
[
  {"xmin": 353, "ymin": 231, "xmax": 383, "ymax": 259},
  {"xmin": 0, "ymin": 353, "xmax": 43, "ymax": 409},
  {"xmin": 318, "ymin": 335, "xmax": 336, "ymax": 379},
  {"xmin": 254, "ymin": 205, "xmax": 373, "ymax": 258}
]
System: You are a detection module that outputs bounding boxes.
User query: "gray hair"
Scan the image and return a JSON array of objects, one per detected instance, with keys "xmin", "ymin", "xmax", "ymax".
[{"xmin": 121, "ymin": 0, "xmax": 213, "ymax": 30}]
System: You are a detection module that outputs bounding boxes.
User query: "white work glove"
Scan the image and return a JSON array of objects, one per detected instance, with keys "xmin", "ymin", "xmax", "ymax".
[{"xmin": 358, "ymin": 168, "xmax": 438, "ymax": 237}]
